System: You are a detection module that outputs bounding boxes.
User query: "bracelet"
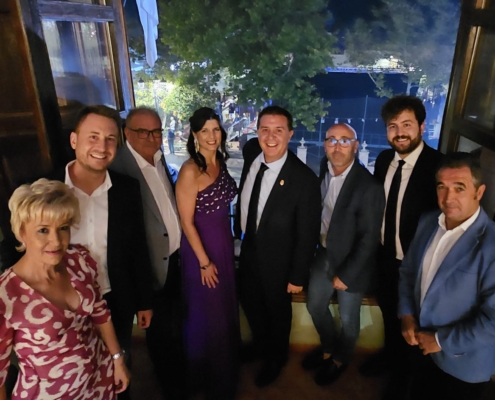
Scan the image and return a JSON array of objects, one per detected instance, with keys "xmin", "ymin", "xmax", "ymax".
[
  {"xmin": 112, "ymin": 349, "xmax": 126, "ymax": 361},
  {"xmin": 200, "ymin": 261, "xmax": 211, "ymax": 270}
]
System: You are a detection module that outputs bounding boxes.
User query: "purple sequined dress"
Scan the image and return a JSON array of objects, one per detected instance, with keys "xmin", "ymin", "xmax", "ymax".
[{"xmin": 180, "ymin": 164, "xmax": 239, "ymax": 399}]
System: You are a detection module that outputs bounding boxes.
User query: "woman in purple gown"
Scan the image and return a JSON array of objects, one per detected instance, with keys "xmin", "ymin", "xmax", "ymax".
[{"xmin": 176, "ymin": 107, "xmax": 239, "ymax": 399}]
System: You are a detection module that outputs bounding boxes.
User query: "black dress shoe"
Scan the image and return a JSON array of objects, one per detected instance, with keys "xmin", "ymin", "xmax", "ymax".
[
  {"xmin": 314, "ymin": 359, "xmax": 348, "ymax": 386},
  {"xmin": 301, "ymin": 348, "xmax": 326, "ymax": 371},
  {"xmin": 255, "ymin": 361, "xmax": 283, "ymax": 387},
  {"xmin": 358, "ymin": 351, "xmax": 390, "ymax": 377}
]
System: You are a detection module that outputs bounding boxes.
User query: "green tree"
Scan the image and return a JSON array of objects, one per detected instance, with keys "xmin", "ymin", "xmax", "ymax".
[
  {"xmin": 160, "ymin": 84, "xmax": 218, "ymax": 121},
  {"xmin": 344, "ymin": 0, "xmax": 460, "ymax": 97},
  {"xmin": 155, "ymin": 0, "xmax": 336, "ymax": 130}
]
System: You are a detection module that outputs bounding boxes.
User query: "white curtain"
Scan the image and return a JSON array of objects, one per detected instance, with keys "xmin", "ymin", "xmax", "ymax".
[{"xmin": 136, "ymin": 0, "xmax": 158, "ymax": 67}]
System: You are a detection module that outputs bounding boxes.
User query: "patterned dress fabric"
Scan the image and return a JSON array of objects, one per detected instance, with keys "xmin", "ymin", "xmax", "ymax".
[
  {"xmin": 0, "ymin": 245, "xmax": 115, "ymax": 400},
  {"xmin": 180, "ymin": 164, "xmax": 240, "ymax": 399}
]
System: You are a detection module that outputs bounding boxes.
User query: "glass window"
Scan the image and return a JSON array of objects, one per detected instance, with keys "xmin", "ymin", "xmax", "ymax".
[
  {"xmin": 464, "ymin": 29, "xmax": 495, "ymax": 130},
  {"xmin": 41, "ymin": 20, "xmax": 117, "ymax": 109}
]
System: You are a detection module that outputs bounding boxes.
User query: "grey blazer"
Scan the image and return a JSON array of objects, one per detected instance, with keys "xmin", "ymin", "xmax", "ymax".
[{"xmin": 110, "ymin": 144, "xmax": 176, "ymax": 290}]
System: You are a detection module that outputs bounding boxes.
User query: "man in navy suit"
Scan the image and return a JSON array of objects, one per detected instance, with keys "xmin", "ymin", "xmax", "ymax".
[
  {"xmin": 399, "ymin": 152, "xmax": 495, "ymax": 400},
  {"xmin": 235, "ymin": 106, "xmax": 321, "ymax": 387},
  {"xmin": 302, "ymin": 124, "xmax": 384, "ymax": 385}
]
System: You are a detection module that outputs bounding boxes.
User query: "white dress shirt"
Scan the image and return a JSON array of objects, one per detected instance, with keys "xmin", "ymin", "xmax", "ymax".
[
  {"xmin": 420, "ymin": 207, "xmax": 480, "ymax": 305},
  {"xmin": 65, "ymin": 161, "xmax": 112, "ymax": 294},
  {"xmin": 382, "ymin": 141, "xmax": 424, "ymax": 260},
  {"xmin": 321, "ymin": 160, "xmax": 354, "ymax": 236},
  {"xmin": 240, "ymin": 151, "xmax": 288, "ymax": 233},
  {"xmin": 127, "ymin": 141, "xmax": 181, "ymax": 255}
]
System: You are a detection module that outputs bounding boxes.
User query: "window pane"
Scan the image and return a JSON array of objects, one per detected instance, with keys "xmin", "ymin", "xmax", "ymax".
[
  {"xmin": 42, "ymin": 20, "xmax": 117, "ymax": 109},
  {"xmin": 464, "ymin": 29, "xmax": 495, "ymax": 130}
]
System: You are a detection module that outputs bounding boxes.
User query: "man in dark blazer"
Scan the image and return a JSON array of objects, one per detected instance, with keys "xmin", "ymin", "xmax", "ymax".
[
  {"xmin": 399, "ymin": 153, "xmax": 495, "ymax": 400},
  {"xmin": 0, "ymin": 105, "xmax": 154, "ymax": 400},
  {"xmin": 235, "ymin": 106, "xmax": 321, "ymax": 387},
  {"xmin": 110, "ymin": 107, "xmax": 186, "ymax": 400},
  {"xmin": 302, "ymin": 124, "xmax": 384, "ymax": 385},
  {"xmin": 360, "ymin": 96, "xmax": 443, "ymax": 397}
]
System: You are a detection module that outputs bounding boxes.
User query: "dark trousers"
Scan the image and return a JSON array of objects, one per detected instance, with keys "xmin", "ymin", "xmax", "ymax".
[
  {"xmin": 409, "ymin": 349, "xmax": 487, "ymax": 400},
  {"xmin": 104, "ymin": 291, "xmax": 135, "ymax": 400},
  {"xmin": 145, "ymin": 252, "xmax": 187, "ymax": 400},
  {"xmin": 238, "ymin": 264, "xmax": 292, "ymax": 365},
  {"xmin": 375, "ymin": 251, "xmax": 407, "ymax": 364}
]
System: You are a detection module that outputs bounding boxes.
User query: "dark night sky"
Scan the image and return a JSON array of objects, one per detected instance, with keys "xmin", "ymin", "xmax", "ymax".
[
  {"xmin": 124, "ymin": 0, "xmax": 380, "ymax": 31},
  {"xmin": 328, "ymin": 0, "xmax": 382, "ymax": 30}
]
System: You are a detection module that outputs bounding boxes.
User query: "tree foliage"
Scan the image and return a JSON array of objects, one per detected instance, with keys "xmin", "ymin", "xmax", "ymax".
[
  {"xmin": 161, "ymin": 85, "xmax": 218, "ymax": 121},
  {"xmin": 156, "ymin": 0, "xmax": 336, "ymax": 129},
  {"xmin": 344, "ymin": 0, "xmax": 460, "ymax": 96}
]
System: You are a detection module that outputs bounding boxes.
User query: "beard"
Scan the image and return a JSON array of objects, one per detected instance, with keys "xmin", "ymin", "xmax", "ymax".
[{"xmin": 388, "ymin": 132, "xmax": 423, "ymax": 155}]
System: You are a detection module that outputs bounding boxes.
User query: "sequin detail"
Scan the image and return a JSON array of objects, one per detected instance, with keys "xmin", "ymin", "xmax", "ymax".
[{"xmin": 196, "ymin": 166, "xmax": 237, "ymax": 214}]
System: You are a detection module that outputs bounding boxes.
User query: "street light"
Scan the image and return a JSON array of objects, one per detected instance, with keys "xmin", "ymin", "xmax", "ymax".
[{"xmin": 138, "ymin": 78, "xmax": 145, "ymax": 89}]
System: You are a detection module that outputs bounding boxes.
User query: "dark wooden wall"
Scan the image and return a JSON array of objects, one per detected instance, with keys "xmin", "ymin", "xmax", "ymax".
[{"xmin": 0, "ymin": 0, "xmax": 57, "ymax": 235}]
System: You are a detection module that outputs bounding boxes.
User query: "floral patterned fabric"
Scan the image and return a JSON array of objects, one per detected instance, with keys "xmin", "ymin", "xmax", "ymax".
[{"xmin": 0, "ymin": 245, "xmax": 115, "ymax": 400}]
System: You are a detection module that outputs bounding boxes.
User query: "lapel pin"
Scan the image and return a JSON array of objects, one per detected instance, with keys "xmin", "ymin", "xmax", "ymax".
[{"xmin": 280, "ymin": 180, "xmax": 285, "ymax": 186}]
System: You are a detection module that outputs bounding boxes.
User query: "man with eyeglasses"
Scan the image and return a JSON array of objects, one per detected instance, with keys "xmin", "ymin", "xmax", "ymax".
[
  {"xmin": 110, "ymin": 106, "xmax": 185, "ymax": 399},
  {"xmin": 302, "ymin": 123, "xmax": 384, "ymax": 385}
]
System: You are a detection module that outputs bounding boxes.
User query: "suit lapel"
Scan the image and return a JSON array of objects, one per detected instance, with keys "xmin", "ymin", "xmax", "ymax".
[
  {"xmin": 120, "ymin": 146, "xmax": 164, "ymax": 224},
  {"xmin": 376, "ymin": 151, "xmax": 394, "ymax": 183},
  {"xmin": 330, "ymin": 160, "xmax": 359, "ymax": 220},
  {"xmin": 413, "ymin": 218, "xmax": 440, "ymax": 306},
  {"xmin": 423, "ymin": 211, "xmax": 486, "ymax": 302},
  {"xmin": 257, "ymin": 154, "xmax": 292, "ymax": 232}
]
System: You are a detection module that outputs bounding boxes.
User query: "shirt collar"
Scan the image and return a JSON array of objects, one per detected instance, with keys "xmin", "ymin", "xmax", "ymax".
[
  {"xmin": 259, "ymin": 151, "xmax": 288, "ymax": 173},
  {"xmin": 328, "ymin": 159, "xmax": 354, "ymax": 178},
  {"xmin": 64, "ymin": 160, "xmax": 112, "ymax": 194},
  {"xmin": 438, "ymin": 206, "xmax": 481, "ymax": 232},
  {"xmin": 126, "ymin": 141, "xmax": 163, "ymax": 169},
  {"xmin": 394, "ymin": 140, "xmax": 424, "ymax": 167}
]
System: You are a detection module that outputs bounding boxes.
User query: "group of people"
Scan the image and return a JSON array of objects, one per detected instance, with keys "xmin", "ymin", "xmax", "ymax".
[
  {"xmin": 0, "ymin": 95, "xmax": 494, "ymax": 400},
  {"xmin": 301, "ymin": 95, "xmax": 495, "ymax": 400}
]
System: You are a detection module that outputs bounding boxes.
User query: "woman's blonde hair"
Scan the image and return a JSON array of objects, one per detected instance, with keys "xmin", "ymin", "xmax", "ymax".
[{"xmin": 9, "ymin": 179, "xmax": 80, "ymax": 252}]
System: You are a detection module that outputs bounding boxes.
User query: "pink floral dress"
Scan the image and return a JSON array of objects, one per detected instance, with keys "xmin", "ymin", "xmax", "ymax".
[{"xmin": 0, "ymin": 245, "xmax": 115, "ymax": 400}]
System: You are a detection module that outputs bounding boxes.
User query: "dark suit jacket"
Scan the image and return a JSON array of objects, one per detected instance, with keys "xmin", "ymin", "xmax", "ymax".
[
  {"xmin": 321, "ymin": 159, "xmax": 385, "ymax": 292},
  {"xmin": 110, "ymin": 144, "xmax": 175, "ymax": 290},
  {"xmin": 0, "ymin": 169, "xmax": 154, "ymax": 318},
  {"xmin": 374, "ymin": 142, "xmax": 442, "ymax": 257},
  {"xmin": 235, "ymin": 140, "xmax": 321, "ymax": 290}
]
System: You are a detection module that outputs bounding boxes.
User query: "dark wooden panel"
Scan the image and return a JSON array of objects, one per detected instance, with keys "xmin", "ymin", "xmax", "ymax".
[
  {"xmin": 0, "ymin": 1, "xmax": 10, "ymax": 13},
  {"xmin": 0, "ymin": 112, "xmax": 37, "ymax": 133},
  {"xmin": 0, "ymin": 14, "xmax": 33, "ymax": 113},
  {"xmin": 110, "ymin": 0, "xmax": 134, "ymax": 112},
  {"xmin": 38, "ymin": 1, "xmax": 113, "ymax": 21},
  {"xmin": 469, "ymin": 9, "xmax": 495, "ymax": 28}
]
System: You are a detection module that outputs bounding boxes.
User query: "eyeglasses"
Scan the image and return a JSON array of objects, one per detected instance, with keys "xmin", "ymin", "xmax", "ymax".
[
  {"xmin": 127, "ymin": 127, "xmax": 163, "ymax": 139},
  {"xmin": 324, "ymin": 137, "xmax": 356, "ymax": 147}
]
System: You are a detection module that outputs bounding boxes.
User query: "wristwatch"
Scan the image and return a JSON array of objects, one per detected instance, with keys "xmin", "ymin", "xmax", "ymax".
[{"xmin": 112, "ymin": 349, "xmax": 126, "ymax": 361}]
